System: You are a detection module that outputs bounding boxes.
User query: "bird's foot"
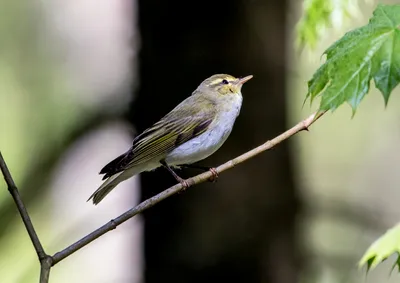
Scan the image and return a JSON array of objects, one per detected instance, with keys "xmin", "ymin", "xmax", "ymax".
[
  {"xmin": 160, "ymin": 160, "xmax": 190, "ymax": 192},
  {"xmin": 208, "ymin": 168, "xmax": 219, "ymax": 182},
  {"xmin": 177, "ymin": 177, "xmax": 190, "ymax": 192},
  {"xmin": 178, "ymin": 163, "xmax": 219, "ymax": 182}
]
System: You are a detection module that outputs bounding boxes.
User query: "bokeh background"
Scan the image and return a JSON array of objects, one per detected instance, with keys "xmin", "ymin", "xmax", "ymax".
[{"xmin": 1, "ymin": 0, "xmax": 400, "ymax": 282}]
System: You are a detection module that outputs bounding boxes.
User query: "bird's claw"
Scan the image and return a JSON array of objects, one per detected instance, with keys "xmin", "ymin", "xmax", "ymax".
[
  {"xmin": 208, "ymin": 168, "xmax": 219, "ymax": 182},
  {"xmin": 179, "ymin": 179, "xmax": 190, "ymax": 192}
]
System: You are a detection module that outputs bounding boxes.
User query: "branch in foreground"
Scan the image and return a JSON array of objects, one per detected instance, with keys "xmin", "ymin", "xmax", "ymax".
[
  {"xmin": 51, "ymin": 110, "xmax": 325, "ymax": 264},
  {"xmin": 0, "ymin": 152, "xmax": 51, "ymax": 283},
  {"xmin": 40, "ymin": 257, "xmax": 52, "ymax": 283},
  {"xmin": 0, "ymin": 110, "xmax": 325, "ymax": 282}
]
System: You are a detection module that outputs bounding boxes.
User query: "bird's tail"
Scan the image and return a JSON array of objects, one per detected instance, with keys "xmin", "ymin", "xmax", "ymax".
[{"xmin": 88, "ymin": 172, "xmax": 126, "ymax": 205}]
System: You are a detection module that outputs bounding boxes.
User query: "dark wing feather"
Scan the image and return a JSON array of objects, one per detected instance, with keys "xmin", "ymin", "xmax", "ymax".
[
  {"xmin": 99, "ymin": 153, "xmax": 126, "ymax": 175},
  {"xmin": 100, "ymin": 95, "xmax": 216, "ymax": 179}
]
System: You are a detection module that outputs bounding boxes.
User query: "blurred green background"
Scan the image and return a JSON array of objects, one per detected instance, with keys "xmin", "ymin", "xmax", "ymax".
[{"xmin": 1, "ymin": 0, "xmax": 400, "ymax": 282}]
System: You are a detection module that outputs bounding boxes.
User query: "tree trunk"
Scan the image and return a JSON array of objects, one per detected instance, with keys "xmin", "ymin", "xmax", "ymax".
[{"xmin": 132, "ymin": 0, "xmax": 300, "ymax": 282}]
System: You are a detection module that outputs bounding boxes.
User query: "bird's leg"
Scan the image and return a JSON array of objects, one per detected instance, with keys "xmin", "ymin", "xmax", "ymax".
[
  {"xmin": 179, "ymin": 164, "xmax": 219, "ymax": 182},
  {"xmin": 160, "ymin": 160, "xmax": 190, "ymax": 190}
]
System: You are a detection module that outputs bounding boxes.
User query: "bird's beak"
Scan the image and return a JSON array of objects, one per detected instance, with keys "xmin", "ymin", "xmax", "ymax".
[{"xmin": 237, "ymin": 75, "xmax": 253, "ymax": 85}]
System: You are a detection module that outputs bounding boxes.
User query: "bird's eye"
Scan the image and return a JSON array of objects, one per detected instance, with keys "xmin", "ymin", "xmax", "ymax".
[{"xmin": 222, "ymin": 79, "xmax": 229, "ymax": 85}]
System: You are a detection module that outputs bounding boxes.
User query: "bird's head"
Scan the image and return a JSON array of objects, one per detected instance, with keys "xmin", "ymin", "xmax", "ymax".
[{"xmin": 198, "ymin": 74, "xmax": 253, "ymax": 96}]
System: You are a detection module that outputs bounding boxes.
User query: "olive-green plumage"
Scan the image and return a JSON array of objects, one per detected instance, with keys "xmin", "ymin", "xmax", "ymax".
[{"xmin": 88, "ymin": 74, "xmax": 252, "ymax": 204}]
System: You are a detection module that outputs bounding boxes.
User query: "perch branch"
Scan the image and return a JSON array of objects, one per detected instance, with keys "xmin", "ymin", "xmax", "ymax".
[
  {"xmin": 1, "ymin": 111, "xmax": 326, "ymax": 280},
  {"xmin": 51, "ymin": 110, "xmax": 325, "ymax": 264}
]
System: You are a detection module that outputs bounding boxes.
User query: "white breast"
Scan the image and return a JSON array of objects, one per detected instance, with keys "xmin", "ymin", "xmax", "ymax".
[{"xmin": 165, "ymin": 95, "xmax": 242, "ymax": 166}]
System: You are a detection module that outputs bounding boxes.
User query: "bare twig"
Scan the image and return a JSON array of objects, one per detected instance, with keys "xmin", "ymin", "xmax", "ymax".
[
  {"xmin": 51, "ymin": 110, "xmax": 325, "ymax": 264},
  {"xmin": 0, "ymin": 111, "xmax": 326, "ymax": 281},
  {"xmin": 0, "ymin": 152, "xmax": 53, "ymax": 283},
  {"xmin": 40, "ymin": 257, "xmax": 52, "ymax": 283}
]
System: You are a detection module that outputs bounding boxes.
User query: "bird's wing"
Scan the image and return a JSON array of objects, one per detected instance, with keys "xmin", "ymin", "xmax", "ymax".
[{"xmin": 100, "ymin": 97, "xmax": 216, "ymax": 179}]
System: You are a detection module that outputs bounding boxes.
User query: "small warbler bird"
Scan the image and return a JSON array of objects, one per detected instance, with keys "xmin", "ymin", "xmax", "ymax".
[{"xmin": 88, "ymin": 74, "xmax": 252, "ymax": 204}]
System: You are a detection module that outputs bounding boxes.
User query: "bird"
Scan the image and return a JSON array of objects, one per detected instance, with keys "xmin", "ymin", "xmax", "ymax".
[{"xmin": 88, "ymin": 73, "xmax": 253, "ymax": 204}]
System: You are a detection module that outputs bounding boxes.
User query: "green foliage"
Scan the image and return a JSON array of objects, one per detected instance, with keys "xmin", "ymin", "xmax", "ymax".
[
  {"xmin": 305, "ymin": 4, "xmax": 400, "ymax": 114},
  {"xmin": 359, "ymin": 223, "xmax": 400, "ymax": 271},
  {"xmin": 296, "ymin": 0, "xmax": 362, "ymax": 49},
  {"xmin": 296, "ymin": 0, "xmax": 333, "ymax": 49}
]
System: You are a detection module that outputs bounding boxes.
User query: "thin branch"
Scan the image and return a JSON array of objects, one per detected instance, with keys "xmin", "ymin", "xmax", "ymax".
[
  {"xmin": 0, "ymin": 112, "xmax": 118, "ymax": 241},
  {"xmin": 40, "ymin": 257, "xmax": 52, "ymax": 283},
  {"xmin": 0, "ymin": 152, "xmax": 47, "ymax": 258},
  {"xmin": 51, "ymin": 110, "xmax": 325, "ymax": 264},
  {"xmin": 0, "ymin": 152, "xmax": 53, "ymax": 283},
  {"xmin": 0, "ymin": 110, "xmax": 325, "ymax": 280}
]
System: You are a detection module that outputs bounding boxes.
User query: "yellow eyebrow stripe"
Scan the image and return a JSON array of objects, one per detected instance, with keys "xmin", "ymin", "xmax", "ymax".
[
  {"xmin": 210, "ymin": 78, "xmax": 223, "ymax": 85},
  {"xmin": 210, "ymin": 78, "xmax": 235, "ymax": 86}
]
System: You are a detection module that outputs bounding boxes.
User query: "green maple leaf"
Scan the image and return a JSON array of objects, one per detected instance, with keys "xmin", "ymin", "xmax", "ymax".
[
  {"xmin": 306, "ymin": 4, "xmax": 400, "ymax": 113},
  {"xmin": 359, "ymin": 223, "xmax": 400, "ymax": 272}
]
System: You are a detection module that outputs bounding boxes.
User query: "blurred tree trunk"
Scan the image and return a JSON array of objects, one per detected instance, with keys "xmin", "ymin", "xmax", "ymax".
[{"xmin": 132, "ymin": 0, "xmax": 300, "ymax": 282}]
